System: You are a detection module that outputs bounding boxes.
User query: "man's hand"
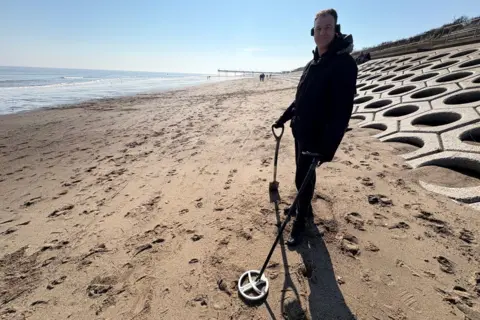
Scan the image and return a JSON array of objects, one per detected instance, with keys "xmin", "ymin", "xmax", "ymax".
[
  {"xmin": 302, "ymin": 151, "xmax": 323, "ymax": 167},
  {"xmin": 273, "ymin": 121, "xmax": 284, "ymax": 129}
]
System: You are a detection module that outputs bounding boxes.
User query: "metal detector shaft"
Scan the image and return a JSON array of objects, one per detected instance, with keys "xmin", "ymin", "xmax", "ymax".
[{"xmin": 256, "ymin": 156, "xmax": 319, "ymax": 281}]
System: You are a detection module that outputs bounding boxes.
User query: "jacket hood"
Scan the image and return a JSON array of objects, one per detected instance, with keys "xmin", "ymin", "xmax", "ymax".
[{"xmin": 313, "ymin": 33, "xmax": 354, "ymax": 60}]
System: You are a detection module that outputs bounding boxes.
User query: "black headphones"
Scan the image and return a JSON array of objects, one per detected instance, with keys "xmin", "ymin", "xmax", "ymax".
[{"xmin": 311, "ymin": 24, "xmax": 341, "ymax": 36}]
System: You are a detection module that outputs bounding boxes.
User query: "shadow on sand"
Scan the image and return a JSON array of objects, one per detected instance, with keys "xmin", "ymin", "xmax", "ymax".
[
  {"xmin": 290, "ymin": 221, "xmax": 355, "ymax": 320},
  {"xmin": 266, "ymin": 201, "xmax": 355, "ymax": 319}
]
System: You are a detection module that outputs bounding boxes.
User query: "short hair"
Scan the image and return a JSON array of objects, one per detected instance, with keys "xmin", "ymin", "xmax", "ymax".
[{"xmin": 315, "ymin": 9, "xmax": 338, "ymax": 24}]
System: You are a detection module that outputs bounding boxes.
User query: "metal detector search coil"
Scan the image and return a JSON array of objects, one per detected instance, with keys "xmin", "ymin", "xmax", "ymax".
[{"xmin": 238, "ymin": 270, "xmax": 269, "ymax": 301}]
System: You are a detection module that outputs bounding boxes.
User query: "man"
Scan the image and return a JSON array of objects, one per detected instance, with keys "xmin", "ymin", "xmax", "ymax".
[{"xmin": 273, "ymin": 9, "xmax": 358, "ymax": 246}]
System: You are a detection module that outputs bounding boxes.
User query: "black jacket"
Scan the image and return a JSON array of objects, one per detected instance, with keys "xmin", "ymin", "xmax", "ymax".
[{"xmin": 277, "ymin": 34, "xmax": 358, "ymax": 162}]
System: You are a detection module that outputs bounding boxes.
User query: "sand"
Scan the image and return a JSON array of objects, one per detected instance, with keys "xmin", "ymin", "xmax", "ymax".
[{"xmin": 0, "ymin": 77, "xmax": 480, "ymax": 320}]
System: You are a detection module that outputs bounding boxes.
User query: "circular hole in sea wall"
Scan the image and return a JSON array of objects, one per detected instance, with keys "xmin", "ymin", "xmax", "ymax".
[
  {"xmin": 411, "ymin": 112, "xmax": 461, "ymax": 127},
  {"xmin": 383, "ymin": 105, "xmax": 419, "ymax": 117}
]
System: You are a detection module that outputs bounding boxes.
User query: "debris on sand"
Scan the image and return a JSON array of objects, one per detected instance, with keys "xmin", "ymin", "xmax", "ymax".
[
  {"xmin": 436, "ymin": 256, "xmax": 455, "ymax": 274},
  {"xmin": 368, "ymin": 194, "xmax": 393, "ymax": 206},
  {"xmin": 133, "ymin": 243, "xmax": 152, "ymax": 256}
]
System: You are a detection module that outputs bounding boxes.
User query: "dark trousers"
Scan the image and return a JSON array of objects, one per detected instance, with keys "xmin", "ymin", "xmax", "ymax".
[{"xmin": 294, "ymin": 139, "xmax": 316, "ymax": 222}]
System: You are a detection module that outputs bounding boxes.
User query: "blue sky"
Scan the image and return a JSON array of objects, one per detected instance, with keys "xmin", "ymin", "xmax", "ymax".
[{"xmin": 1, "ymin": 0, "xmax": 478, "ymax": 74}]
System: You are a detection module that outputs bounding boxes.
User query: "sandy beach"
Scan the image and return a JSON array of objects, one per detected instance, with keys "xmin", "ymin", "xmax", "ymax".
[{"xmin": 1, "ymin": 77, "xmax": 480, "ymax": 319}]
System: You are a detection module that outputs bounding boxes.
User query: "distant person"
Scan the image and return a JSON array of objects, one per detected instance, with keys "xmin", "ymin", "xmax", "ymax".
[{"xmin": 273, "ymin": 8, "xmax": 358, "ymax": 246}]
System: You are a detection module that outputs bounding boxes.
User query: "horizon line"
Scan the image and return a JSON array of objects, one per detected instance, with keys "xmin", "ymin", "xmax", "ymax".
[{"xmin": 0, "ymin": 64, "xmax": 218, "ymax": 76}]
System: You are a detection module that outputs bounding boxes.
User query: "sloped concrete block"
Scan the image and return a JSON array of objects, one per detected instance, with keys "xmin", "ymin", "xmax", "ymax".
[
  {"xmin": 356, "ymin": 97, "xmax": 401, "ymax": 113},
  {"xmin": 381, "ymin": 83, "xmax": 426, "ymax": 99},
  {"xmin": 409, "ymin": 69, "xmax": 449, "ymax": 85},
  {"xmin": 427, "ymin": 68, "xmax": 479, "ymax": 87},
  {"xmin": 370, "ymin": 83, "xmax": 398, "ymax": 94},
  {"xmin": 458, "ymin": 69, "xmax": 480, "ymax": 90},
  {"xmin": 350, "ymin": 112, "xmax": 375, "ymax": 126},
  {"xmin": 419, "ymin": 181, "xmax": 480, "ymax": 204},
  {"xmin": 431, "ymin": 88, "xmax": 480, "ymax": 109},
  {"xmin": 354, "ymin": 45, "xmax": 480, "ymax": 206},
  {"xmin": 380, "ymin": 132, "xmax": 441, "ymax": 160},
  {"xmin": 402, "ymin": 83, "xmax": 460, "ymax": 104},
  {"xmin": 389, "ymin": 72, "xmax": 417, "ymax": 84},
  {"xmin": 407, "ymin": 151, "xmax": 480, "ymax": 179},
  {"xmin": 353, "ymin": 94, "xmax": 379, "ymax": 110},
  {"xmin": 373, "ymin": 73, "xmax": 398, "ymax": 83},
  {"xmin": 424, "ymin": 52, "xmax": 451, "ymax": 62},
  {"xmin": 449, "ymin": 56, "xmax": 480, "ymax": 72},
  {"xmin": 375, "ymin": 101, "xmax": 432, "ymax": 123},
  {"xmin": 400, "ymin": 107, "xmax": 480, "ymax": 134},
  {"xmin": 448, "ymin": 47, "xmax": 478, "ymax": 59},
  {"xmin": 425, "ymin": 59, "xmax": 464, "ymax": 72},
  {"xmin": 360, "ymin": 120, "xmax": 399, "ymax": 138},
  {"xmin": 441, "ymin": 122, "xmax": 480, "ymax": 153}
]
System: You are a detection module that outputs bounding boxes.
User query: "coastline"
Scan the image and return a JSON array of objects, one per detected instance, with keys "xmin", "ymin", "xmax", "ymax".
[{"xmin": 0, "ymin": 67, "xmax": 243, "ymax": 116}]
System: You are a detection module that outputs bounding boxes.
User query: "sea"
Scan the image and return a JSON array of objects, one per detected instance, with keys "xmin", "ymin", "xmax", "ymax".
[{"xmin": 0, "ymin": 66, "xmax": 238, "ymax": 115}]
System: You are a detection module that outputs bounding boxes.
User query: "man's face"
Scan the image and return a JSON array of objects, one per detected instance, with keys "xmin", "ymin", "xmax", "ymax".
[{"xmin": 313, "ymin": 14, "xmax": 336, "ymax": 49}]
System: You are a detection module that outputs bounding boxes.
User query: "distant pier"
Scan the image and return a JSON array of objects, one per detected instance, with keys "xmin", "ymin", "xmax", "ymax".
[{"xmin": 217, "ymin": 69, "xmax": 288, "ymax": 77}]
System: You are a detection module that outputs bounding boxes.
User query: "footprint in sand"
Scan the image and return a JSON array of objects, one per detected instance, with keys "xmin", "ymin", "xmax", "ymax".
[
  {"xmin": 48, "ymin": 204, "xmax": 74, "ymax": 218},
  {"xmin": 224, "ymin": 169, "xmax": 237, "ymax": 190},
  {"xmin": 436, "ymin": 256, "xmax": 455, "ymax": 274},
  {"xmin": 368, "ymin": 194, "xmax": 393, "ymax": 206},
  {"xmin": 459, "ymin": 229, "xmax": 475, "ymax": 243},
  {"xmin": 46, "ymin": 276, "xmax": 67, "ymax": 290},
  {"xmin": 166, "ymin": 169, "xmax": 177, "ymax": 177},
  {"xmin": 21, "ymin": 196, "xmax": 42, "ymax": 208},
  {"xmin": 414, "ymin": 211, "xmax": 452, "ymax": 237},
  {"xmin": 86, "ymin": 275, "xmax": 117, "ymax": 298},
  {"xmin": 195, "ymin": 198, "xmax": 203, "ymax": 208},
  {"xmin": 360, "ymin": 177, "xmax": 374, "ymax": 187},
  {"xmin": 388, "ymin": 221, "xmax": 410, "ymax": 230},
  {"xmin": 125, "ymin": 137, "xmax": 147, "ymax": 149},
  {"xmin": 81, "ymin": 244, "xmax": 109, "ymax": 260},
  {"xmin": 124, "ymin": 195, "xmax": 162, "ymax": 218},
  {"xmin": 344, "ymin": 212, "xmax": 366, "ymax": 231},
  {"xmin": 41, "ymin": 240, "xmax": 70, "ymax": 251},
  {"xmin": 0, "ymin": 227, "xmax": 17, "ymax": 235},
  {"xmin": 340, "ymin": 233, "xmax": 360, "ymax": 257},
  {"xmin": 260, "ymin": 158, "xmax": 271, "ymax": 167},
  {"xmin": 61, "ymin": 177, "xmax": 83, "ymax": 187},
  {"xmin": 365, "ymin": 242, "xmax": 380, "ymax": 252}
]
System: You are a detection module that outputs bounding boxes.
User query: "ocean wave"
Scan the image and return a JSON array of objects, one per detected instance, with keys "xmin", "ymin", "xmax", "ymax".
[
  {"xmin": 61, "ymin": 76, "xmax": 84, "ymax": 79},
  {"xmin": 0, "ymin": 79, "xmax": 50, "ymax": 87},
  {"xmin": 0, "ymin": 76, "xmax": 213, "ymax": 90}
]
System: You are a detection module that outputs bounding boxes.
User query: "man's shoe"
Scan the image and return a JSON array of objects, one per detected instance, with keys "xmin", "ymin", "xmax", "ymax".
[{"xmin": 286, "ymin": 219, "xmax": 306, "ymax": 246}]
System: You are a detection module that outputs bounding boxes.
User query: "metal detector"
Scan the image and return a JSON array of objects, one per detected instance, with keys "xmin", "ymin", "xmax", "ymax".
[{"xmin": 238, "ymin": 153, "xmax": 320, "ymax": 302}]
